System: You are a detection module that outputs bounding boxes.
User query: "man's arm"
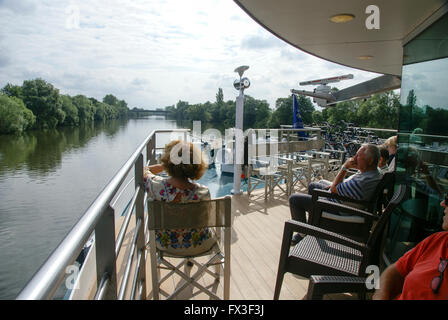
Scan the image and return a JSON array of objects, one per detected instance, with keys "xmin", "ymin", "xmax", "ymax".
[
  {"xmin": 329, "ymin": 168, "xmax": 348, "ymax": 194},
  {"xmin": 372, "ymin": 263, "xmax": 405, "ymax": 300},
  {"xmin": 330, "ymin": 158, "xmax": 357, "ymax": 194}
]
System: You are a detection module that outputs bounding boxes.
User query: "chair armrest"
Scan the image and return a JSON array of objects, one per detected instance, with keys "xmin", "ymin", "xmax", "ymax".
[
  {"xmin": 315, "ymin": 199, "xmax": 379, "ymax": 221},
  {"xmin": 306, "ymin": 275, "xmax": 369, "ymax": 300},
  {"xmin": 311, "ymin": 188, "xmax": 369, "ymax": 207},
  {"xmin": 284, "ymin": 219, "xmax": 367, "ymax": 252}
]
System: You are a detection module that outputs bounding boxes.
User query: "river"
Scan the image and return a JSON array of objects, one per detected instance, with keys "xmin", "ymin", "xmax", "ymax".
[{"xmin": 0, "ymin": 116, "xmax": 188, "ymax": 299}]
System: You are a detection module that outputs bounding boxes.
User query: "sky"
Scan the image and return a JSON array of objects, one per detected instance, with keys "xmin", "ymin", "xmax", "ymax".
[{"xmin": 0, "ymin": 0, "xmax": 382, "ymax": 110}]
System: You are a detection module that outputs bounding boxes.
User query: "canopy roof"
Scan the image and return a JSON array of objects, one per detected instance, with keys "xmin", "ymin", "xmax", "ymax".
[{"xmin": 234, "ymin": 0, "xmax": 447, "ymax": 76}]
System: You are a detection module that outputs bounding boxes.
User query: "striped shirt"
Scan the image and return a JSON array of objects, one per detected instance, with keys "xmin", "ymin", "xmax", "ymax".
[
  {"xmin": 337, "ymin": 169, "xmax": 381, "ymax": 200},
  {"xmin": 331, "ymin": 169, "xmax": 382, "ymax": 214}
]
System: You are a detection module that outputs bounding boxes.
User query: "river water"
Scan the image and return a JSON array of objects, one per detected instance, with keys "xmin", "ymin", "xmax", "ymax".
[{"xmin": 0, "ymin": 116, "xmax": 190, "ymax": 299}]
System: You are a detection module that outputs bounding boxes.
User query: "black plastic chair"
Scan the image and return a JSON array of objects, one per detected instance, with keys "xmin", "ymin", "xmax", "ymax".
[
  {"xmin": 273, "ymin": 184, "xmax": 406, "ymax": 300},
  {"xmin": 305, "ymin": 275, "xmax": 370, "ymax": 300},
  {"xmin": 309, "ymin": 172, "xmax": 395, "ymax": 242}
]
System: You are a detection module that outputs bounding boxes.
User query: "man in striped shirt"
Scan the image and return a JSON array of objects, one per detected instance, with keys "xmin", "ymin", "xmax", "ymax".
[{"xmin": 289, "ymin": 144, "xmax": 381, "ymax": 244}]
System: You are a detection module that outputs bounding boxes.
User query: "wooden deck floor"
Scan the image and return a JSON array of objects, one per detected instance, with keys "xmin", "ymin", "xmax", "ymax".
[
  {"xmin": 108, "ymin": 182, "xmax": 358, "ymax": 300},
  {"xmin": 142, "ymin": 186, "xmax": 308, "ymax": 300}
]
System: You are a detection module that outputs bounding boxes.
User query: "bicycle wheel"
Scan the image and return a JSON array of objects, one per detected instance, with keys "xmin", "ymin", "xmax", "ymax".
[
  {"xmin": 334, "ymin": 143, "xmax": 347, "ymax": 162},
  {"xmin": 346, "ymin": 142, "xmax": 358, "ymax": 157}
]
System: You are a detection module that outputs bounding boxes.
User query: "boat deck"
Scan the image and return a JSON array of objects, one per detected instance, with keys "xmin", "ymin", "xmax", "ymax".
[{"xmin": 114, "ymin": 185, "xmax": 356, "ymax": 300}]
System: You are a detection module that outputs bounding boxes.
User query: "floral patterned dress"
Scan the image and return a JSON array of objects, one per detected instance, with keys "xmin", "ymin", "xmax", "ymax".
[{"xmin": 144, "ymin": 168, "xmax": 215, "ymax": 255}]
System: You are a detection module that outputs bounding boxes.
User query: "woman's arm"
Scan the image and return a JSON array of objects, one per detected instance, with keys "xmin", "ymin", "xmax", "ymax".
[
  {"xmin": 145, "ymin": 164, "xmax": 165, "ymax": 175},
  {"xmin": 372, "ymin": 263, "xmax": 405, "ymax": 300}
]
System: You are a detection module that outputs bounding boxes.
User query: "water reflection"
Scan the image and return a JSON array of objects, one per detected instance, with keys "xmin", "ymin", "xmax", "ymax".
[
  {"xmin": 0, "ymin": 120, "xmax": 124, "ymax": 176},
  {"xmin": 0, "ymin": 116, "xmax": 179, "ymax": 299}
]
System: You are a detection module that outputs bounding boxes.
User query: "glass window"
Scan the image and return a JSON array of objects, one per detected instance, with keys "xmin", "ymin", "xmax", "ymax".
[{"xmin": 384, "ymin": 13, "xmax": 448, "ymax": 264}]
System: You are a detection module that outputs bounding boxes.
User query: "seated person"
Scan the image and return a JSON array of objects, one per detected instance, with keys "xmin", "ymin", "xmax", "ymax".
[
  {"xmin": 144, "ymin": 140, "xmax": 215, "ymax": 255},
  {"xmin": 384, "ymin": 135, "xmax": 397, "ymax": 172},
  {"xmin": 289, "ymin": 144, "xmax": 382, "ymax": 244},
  {"xmin": 378, "ymin": 145, "xmax": 390, "ymax": 175},
  {"xmin": 373, "ymin": 197, "xmax": 448, "ymax": 300},
  {"xmin": 401, "ymin": 146, "xmax": 443, "ymax": 197}
]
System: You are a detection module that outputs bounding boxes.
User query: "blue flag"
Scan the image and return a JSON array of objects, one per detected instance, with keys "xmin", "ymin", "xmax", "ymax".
[{"xmin": 293, "ymin": 94, "xmax": 306, "ymax": 138}]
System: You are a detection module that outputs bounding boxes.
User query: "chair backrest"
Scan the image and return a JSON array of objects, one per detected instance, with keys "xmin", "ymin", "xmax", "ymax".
[
  {"xmin": 370, "ymin": 172, "xmax": 395, "ymax": 214},
  {"xmin": 147, "ymin": 196, "xmax": 232, "ymax": 230},
  {"xmin": 366, "ymin": 184, "xmax": 406, "ymax": 250}
]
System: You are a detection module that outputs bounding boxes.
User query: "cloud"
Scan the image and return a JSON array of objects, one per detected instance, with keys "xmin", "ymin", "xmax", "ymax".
[
  {"xmin": 0, "ymin": 49, "xmax": 10, "ymax": 68},
  {"xmin": 0, "ymin": 0, "xmax": 37, "ymax": 15},
  {"xmin": 241, "ymin": 34, "xmax": 284, "ymax": 50},
  {"xmin": 0, "ymin": 0, "xmax": 381, "ymax": 110},
  {"xmin": 280, "ymin": 48, "xmax": 310, "ymax": 62}
]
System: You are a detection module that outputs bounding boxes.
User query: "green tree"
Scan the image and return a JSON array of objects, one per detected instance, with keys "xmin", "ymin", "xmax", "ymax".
[
  {"xmin": 209, "ymin": 88, "xmax": 225, "ymax": 122},
  {"xmin": 269, "ymin": 97, "xmax": 291, "ymax": 128},
  {"xmin": 355, "ymin": 92, "xmax": 399, "ymax": 129},
  {"xmin": 175, "ymin": 100, "xmax": 190, "ymax": 121},
  {"xmin": 21, "ymin": 78, "xmax": 64, "ymax": 129},
  {"xmin": 222, "ymin": 100, "xmax": 236, "ymax": 128},
  {"xmin": 103, "ymin": 94, "xmax": 128, "ymax": 118},
  {"xmin": 61, "ymin": 95, "xmax": 79, "ymax": 126},
  {"xmin": 326, "ymin": 101, "xmax": 357, "ymax": 125},
  {"xmin": 104, "ymin": 102, "xmax": 118, "ymax": 119},
  {"xmin": 72, "ymin": 95, "xmax": 95, "ymax": 122},
  {"xmin": 269, "ymin": 95, "xmax": 314, "ymax": 128},
  {"xmin": 118, "ymin": 99, "xmax": 128, "ymax": 117},
  {"xmin": 0, "ymin": 94, "xmax": 36, "ymax": 134},
  {"xmin": 94, "ymin": 102, "xmax": 107, "ymax": 121},
  {"xmin": 243, "ymin": 95, "xmax": 271, "ymax": 129},
  {"xmin": 425, "ymin": 106, "xmax": 448, "ymax": 136},
  {"xmin": 295, "ymin": 95, "xmax": 315, "ymax": 124},
  {"xmin": 103, "ymin": 94, "xmax": 120, "ymax": 107},
  {"xmin": 1, "ymin": 83, "xmax": 23, "ymax": 99},
  {"xmin": 312, "ymin": 110, "xmax": 324, "ymax": 124},
  {"xmin": 186, "ymin": 103, "xmax": 212, "ymax": 122},
  {"xmin": 216, "ymin": 88, "xmax": 224, "ymax": 105}
]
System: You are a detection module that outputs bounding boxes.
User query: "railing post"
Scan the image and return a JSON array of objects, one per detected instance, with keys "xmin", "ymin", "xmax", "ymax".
[
  {"xmin": 147, "ymin": 135, "xmax": 156, "ymax": 165},
  {"xmin": 94, "ymin": 205, "xmax": 118, "ymax": 300},
  {"xmin": 134, "ymin": 153, "xmax": 147, "ymax": 299}
]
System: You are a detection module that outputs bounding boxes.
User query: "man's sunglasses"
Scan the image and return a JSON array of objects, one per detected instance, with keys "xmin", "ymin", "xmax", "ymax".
[{"xmin": 431, "ymin": 258, "xmax": 448, "ymax": 294}]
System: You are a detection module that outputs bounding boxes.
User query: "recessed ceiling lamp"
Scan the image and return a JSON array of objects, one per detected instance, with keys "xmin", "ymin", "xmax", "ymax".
[
  {"xmin": 358, "ymin": 55, "xmax": 373, "ymax": 60},
  {"xmin": 329, "ymin": 14, "xmax": 355, "ymax": 23}
]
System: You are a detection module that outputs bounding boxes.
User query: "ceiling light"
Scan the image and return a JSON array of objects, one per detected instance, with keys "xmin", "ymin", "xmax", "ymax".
[
  {"xmin": 329, "ymin": 14, "xmax": 355, "ymax": 23},
  {"xmin": 358, "ymin": 55, "xmax": 373, "ymax": 60}
]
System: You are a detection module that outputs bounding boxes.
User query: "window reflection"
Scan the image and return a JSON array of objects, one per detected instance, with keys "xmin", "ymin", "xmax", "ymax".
[{"xmin": 384, "ymin": 13, "xmax": 448, "ymax": 264}]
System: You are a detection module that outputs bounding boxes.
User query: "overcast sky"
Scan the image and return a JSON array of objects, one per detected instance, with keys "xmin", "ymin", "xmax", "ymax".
[{"xmin": 0, "ymin": 0, "xmax": 381, "ymax": 110}]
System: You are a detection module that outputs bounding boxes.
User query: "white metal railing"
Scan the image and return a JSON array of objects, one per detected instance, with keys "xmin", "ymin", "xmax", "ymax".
[
  {"xmin": 15, "ymin": 126, "xmax": 326, "ymax": 300},
  {"xmin": 16, "ymin": 129, "xmax": 190, "ymax": 300}
]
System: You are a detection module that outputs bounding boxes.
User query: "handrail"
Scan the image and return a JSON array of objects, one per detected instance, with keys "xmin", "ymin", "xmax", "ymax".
[
  {"xmin": 118, "ymin": 218, "xmax": 142, "ymax": 299},
  {"xmin": 94, "ymin": 273, "xmax": 110, "ymax": 300},
  {"xmin": 115, "ymin": 185, "xmax": 140, "ymax": 256},
  {"xmin": 16, "ymin": 129, "xmax": 190, "ymax": 300}
]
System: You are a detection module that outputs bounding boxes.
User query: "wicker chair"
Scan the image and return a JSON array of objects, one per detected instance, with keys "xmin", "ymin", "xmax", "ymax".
[
  {"xmin": 305, "ymin": 275, "xmax": 370, "ymax": 300},
  {"xmin": 147, "ymin": 196, "xmax": 232, "ymax": 300},
  {"xmin": 309, "ymin": 171, "xmax": 395, "ymax": 242},
  {"xmin": 273, "ymin": 184, "xmax": 406, "ymax": 300}
]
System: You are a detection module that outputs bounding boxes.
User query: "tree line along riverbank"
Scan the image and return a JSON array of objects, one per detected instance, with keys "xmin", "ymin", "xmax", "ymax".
[{"xmin": 1, "ymin": 78, "xmax": 402, "ymax": 135}]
